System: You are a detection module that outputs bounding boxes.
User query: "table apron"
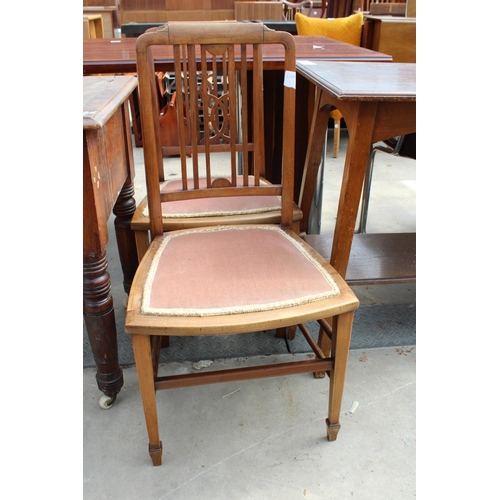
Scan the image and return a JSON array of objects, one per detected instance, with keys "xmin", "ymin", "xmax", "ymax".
[{"xmin": 83, "ymin": 106, "xmax": 130, "ymax": 254}]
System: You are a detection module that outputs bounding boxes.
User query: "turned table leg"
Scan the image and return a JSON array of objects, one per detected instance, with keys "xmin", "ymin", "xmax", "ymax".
[
  {"xmin": 113, "ymin": 176, "xmax": 139, "ymax": 294},
  {"xmin": 83, "ymin": 252, "xmax": 124, "ymax": 408}
]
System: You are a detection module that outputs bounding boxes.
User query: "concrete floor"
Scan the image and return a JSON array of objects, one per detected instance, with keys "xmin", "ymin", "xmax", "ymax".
[{"xmin": 83, "ymin": 128, "xmax": 416, "ymax": 498}]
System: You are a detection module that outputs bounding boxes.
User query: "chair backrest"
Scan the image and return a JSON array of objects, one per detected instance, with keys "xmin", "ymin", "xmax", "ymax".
[
  {"xmin": 136, "ymin": 22, "xmax": 297, "ymax": 240},
  {"xmin": 281, "ymin": 1, "xmax": 313, "ymax": 20}
]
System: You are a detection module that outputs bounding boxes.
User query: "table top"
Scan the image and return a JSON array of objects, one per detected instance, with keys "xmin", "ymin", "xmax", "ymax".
[
  {"xmin": 83, "ymin": 75, "xmax": 137, "ymax": 130},
  {"xmin": 83, "ymin": 36, "xmax": 392, "ymax": 74},
  {"xmin": 364, "ymin": 15, "xmax": 417, "ymax": 23},
  {"xmin": 296, "ymin": 61, "xmax": 416, "ymax": 101}
]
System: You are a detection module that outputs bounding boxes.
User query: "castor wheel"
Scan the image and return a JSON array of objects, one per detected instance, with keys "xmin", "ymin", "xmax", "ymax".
[{"xmin": 99, "ymin": 394, "xmax": 117, "ymax": 410}]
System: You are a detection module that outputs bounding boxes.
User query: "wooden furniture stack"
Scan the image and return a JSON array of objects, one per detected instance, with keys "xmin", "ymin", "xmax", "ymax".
[
  {"xmin": 83, "ymin": 0, "xmax": 118, "ymax": 38},
  {"xmin": 83, "ymin": 15, "xmax": 104, "ymax": 39},
  {"xmin": 118, "ymin": 0, "xmax": 323, "ymax": 23},
  {"xmin": 119, "ymin": 0, "xmax": 237, "ymax": 23},
  {"xmin": 82, "ymin": 29, "xmax": 398, "ymax": 409}
]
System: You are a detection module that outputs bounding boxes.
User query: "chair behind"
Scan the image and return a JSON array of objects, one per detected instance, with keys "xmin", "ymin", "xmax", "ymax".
[
  {"xmin": 134, "ymin": 22, "xmax": 300, "ymax": 254},
  {"xmin": 281, "ymin": 1, "xmax": 314, "ymax": 20}
]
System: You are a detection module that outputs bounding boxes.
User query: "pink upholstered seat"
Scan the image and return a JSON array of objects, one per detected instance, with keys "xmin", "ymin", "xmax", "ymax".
[{"xmin": 142, "ymin": 225, "xmax": 340, "ymax": 317}]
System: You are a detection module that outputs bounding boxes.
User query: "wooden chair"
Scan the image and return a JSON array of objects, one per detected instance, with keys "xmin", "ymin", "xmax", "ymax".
[
  {"xmin": 131, "ymin": 32, "xmax": 302, "ymax": 262},
  {"xmin": 126, "ymin": 21, "xmax": 359, "ymax": 466}
]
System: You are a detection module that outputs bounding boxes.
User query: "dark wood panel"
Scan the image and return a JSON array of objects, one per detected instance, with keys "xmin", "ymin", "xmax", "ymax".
[
  {"xmin": 84, "ymin": 0, "xmax": 116, "ymax": 6},
  {"xmin": 121, "ymin": 0, "xmax": 164, "ymax": 9},
  {"xmin": 304, "ymin": 233, "xmax": 416, "ymax": 285}
]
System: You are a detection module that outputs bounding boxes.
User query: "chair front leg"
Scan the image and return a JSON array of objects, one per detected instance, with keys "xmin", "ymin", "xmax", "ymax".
[
  {"xmin": 326, "ymin": 311, "xmax": 354, "ymax": 441},
  {"xmin": 132, "ymin": 334, "xmax": 163, "ymax": 466}
]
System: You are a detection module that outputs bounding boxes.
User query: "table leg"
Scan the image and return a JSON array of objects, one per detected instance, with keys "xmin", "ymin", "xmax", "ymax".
[
  {"xmin": 83, "ymin": 251, "xmax": 124, "ymax": 408},
  {"xmin": 114, "ymin": 96, "xmax": 139, "ymax": 294},
  {"xmin": 298, "ymin": 89, "xmax": 332, "ymax": 233},
  {"xmin": 330, "ymin": 100, "xmax": 378, "ymax": 277},
  {"xmin": 113, "ymin": 176, "xmax": 139, "ymax": 294}
]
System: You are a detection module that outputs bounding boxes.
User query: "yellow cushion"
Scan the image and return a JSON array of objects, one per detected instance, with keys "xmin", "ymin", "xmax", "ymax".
[{"xmin": 295, "ymin": 12, "xmax": 363, "ymax": 47}]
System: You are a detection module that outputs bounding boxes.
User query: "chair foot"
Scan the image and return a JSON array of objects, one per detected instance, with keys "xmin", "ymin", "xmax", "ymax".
[
  {"xmin": 149, "ymin": 442, "xmax": 163, "ymax": 466},
  {"xmin": 325, "ymin": 419, "xmax": 341, "ymax": 441}
]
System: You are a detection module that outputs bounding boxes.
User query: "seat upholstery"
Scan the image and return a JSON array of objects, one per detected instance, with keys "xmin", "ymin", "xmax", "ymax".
[
  {"xmin": 125, "ymin": 21, "xmax": 359, "ymax": 466},
  {"xmin": 142, "ymin": 226, "xmax": 340, "ymax": 317}
]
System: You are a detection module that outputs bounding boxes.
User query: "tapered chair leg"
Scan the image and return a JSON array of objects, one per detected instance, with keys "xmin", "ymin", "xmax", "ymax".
[
  {"xmin": 326, "ymin": 310, "xmax": 354, "ymax": 441},
  {"xmin": 132, "ymin": 334, "xmax": 163, "ymax": 466}
]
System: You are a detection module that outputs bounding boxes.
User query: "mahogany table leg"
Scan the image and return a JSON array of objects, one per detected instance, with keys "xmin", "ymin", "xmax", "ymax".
[
  {"xmin": 113, "ymin": 176, "xmax": 139, "ymax": 294},
  {"xmin": 83, "ymin": 252, "xmax": 124, "ymax": 406}
]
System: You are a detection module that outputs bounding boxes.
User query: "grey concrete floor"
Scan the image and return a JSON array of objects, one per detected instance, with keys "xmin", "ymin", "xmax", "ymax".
[{"xmin": 83, "ymin": 128, "xmax": 416, "ymax": 498}]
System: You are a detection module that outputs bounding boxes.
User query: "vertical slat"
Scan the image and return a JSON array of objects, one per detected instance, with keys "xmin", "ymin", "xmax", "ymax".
[
  {"xmin": 252, "ymin": 44, "xmax": 264, "ymax": 186},
  {"xmin": 174, "ymin": 45, "xmax": 188, "ymax": 191},
  {"xmin": 201, "ymin": 47, "xmax": 212, "ymax": 184},
  {"xmin": 240, "ymin": 44, "xmax": 249, "ymax": 186},
  {"xmin": 200, "ymin": 46, "xmax": 212, "ymax": 187},
  {"xmin": 188, "ymin": 44, "xmax": 199, "ymax": 189},
  {"xmin": 228, "ymin": 45, "xmax": 237, "ymax": 186}
]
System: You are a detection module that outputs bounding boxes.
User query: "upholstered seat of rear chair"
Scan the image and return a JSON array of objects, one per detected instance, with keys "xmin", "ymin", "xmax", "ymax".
[{"xmin": 140, "ymin": 176, "xmax": 282, "ymax": 219}]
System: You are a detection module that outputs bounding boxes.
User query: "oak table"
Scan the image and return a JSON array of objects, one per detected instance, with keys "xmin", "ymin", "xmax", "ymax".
[
  {"xmin": 83, "ymin": 75, "xmax": 139, "ymax": 408},
  {"xmin": 296, "ymin": 61, "xmax": 416, "ymax": 284}
]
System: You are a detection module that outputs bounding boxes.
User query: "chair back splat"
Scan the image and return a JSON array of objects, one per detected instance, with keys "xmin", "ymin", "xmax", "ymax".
[{"xmin": 136, "ymin": 22, "xmax": 297, "ymax": 240}]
